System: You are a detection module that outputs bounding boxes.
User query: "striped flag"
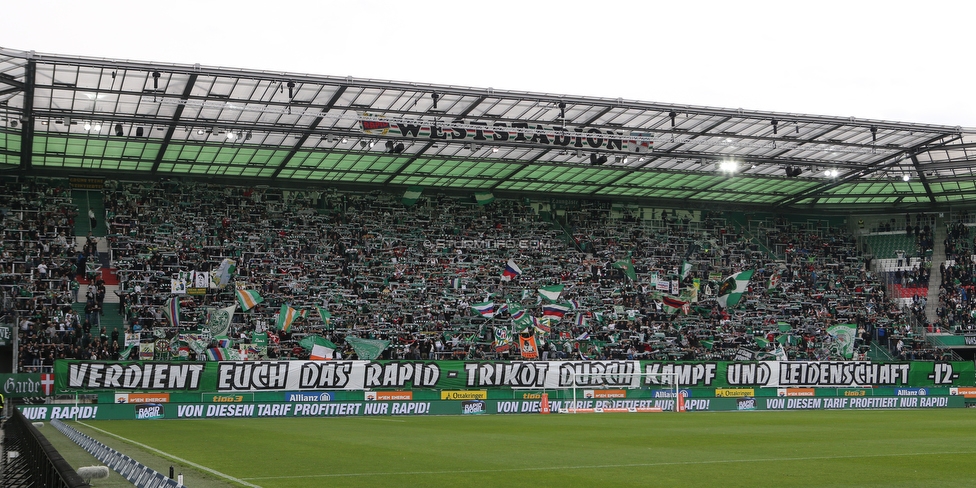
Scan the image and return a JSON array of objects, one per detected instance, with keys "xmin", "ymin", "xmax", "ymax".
[
  {"xmin": 661, "ymin": 295, "xmax": 688, "ymax": 314},
  {"xmin": 300, "ymin": 335, "xmax": 338, "ymax": 360},
  {"xmin": 471, "ymin": 302, "xmax": 496, "ymax": 318},
  {"xmin": 575, "ymin": 313, "xmax": 587, "ymax": 328},
  {"xmin": 235, "ymin": 288, "xmax": 264, "ymax": 311},
  {"xmin": 276, "ymin": 304, "xmax": 302, "ymax": 332},
  {"xmin": 501, "ymin": 259, "xmax": 522, "ymax": 281},
  {"xmin": 162, "ymin": 297, "xmax": 180, "ymax": 329},
  {"xmin": 205, "ymin": 348, "xmax": 240, "ymax": 361},
  {"xmin": 542, "ymin": 303, "xmax": 570, "ymax": 319}
]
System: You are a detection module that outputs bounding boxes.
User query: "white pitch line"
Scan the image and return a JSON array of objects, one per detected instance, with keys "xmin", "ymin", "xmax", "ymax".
[
  {"xmin": 242, "ymin": 450, "xmax": 976, "ymax": 481},
  {"xmin": 76, "ymin": 421, "xmax": 262, "ymax": 488},
  {"xmin": 361, "ymin": 418, "xmax": 407, "ymax": 422}
]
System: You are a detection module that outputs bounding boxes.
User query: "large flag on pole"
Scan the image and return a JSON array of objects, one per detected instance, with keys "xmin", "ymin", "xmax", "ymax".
[
  {"xmin": 163, "ymin": 297, "xmax": 180, "ymax": 329},
  {"xmin": 716, "ymin": 270, "xmax": 754, "ymax": 308},
  {"xmin": 236, "ymin": 288, "xmax": 264, "ymax": 312},
  {"xmin": 276, "ymin": 304, "xmax": 302, "ymax": 332},
  {"xmin": 501, "ymin": 259, "xmax": 522, "ymax": 281},
  {"xmin": 538, "ymin": 285, "xmax": 564, "ymax": 302}
]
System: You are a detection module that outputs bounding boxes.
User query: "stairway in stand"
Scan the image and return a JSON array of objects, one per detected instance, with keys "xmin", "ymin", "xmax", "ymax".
[{"xmin": 71, "ymin": 188, "xmax": 125, "ymax": 346}]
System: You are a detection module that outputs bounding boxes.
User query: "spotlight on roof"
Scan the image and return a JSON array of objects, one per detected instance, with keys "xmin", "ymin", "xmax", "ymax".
[
  {"xmin": 719, "ymin": 160, "xmax": 738, "ymax": 173},
  {"xmin": 84, "ymin": 122, "xmax": 92, "ymax": 131},
  {"xmin": 785, "ymin": 166, "xmax": 802, "ymax": 177},
  {"xmin": 226, "ymin": 132, "xmax": 236, "ymax": 140},
  {"xmin": 590, "ymin": 154, "xmax": 608, "ymax": 166},
  {"xmin": 492, "ymin": 147, "xmax": 499, "ymax": 153},
  {"xmin": 902, "ymin": 174, "xmax": 911, "ymax": 182},
  {"xmin": 114, "ymin": 124, "xmax": 124, "ymax": 137},
  {"xmin": 93, "ymin": 123, "xmax": 101, "ymax": 131}
]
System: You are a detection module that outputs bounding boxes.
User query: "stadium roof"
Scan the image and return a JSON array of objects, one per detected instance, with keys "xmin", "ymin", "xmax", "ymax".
[{"xmin": 2, "ymin": 46, "xmax": 975, "ymax": 211}]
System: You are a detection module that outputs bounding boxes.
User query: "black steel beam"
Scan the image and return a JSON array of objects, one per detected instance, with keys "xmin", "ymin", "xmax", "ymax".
[
  {"xmin": 271, "ymin": 85, "xmax": 348, "ymax": 178},
  {"xmin": 150, "ymin": 73, "xmax": 198, "ymax": 173}
]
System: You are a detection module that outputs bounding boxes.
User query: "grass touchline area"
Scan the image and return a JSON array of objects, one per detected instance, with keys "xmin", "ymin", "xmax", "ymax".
[{"xmin": 63, "ymin": 410, "xmax": 976, "ymax": 488}]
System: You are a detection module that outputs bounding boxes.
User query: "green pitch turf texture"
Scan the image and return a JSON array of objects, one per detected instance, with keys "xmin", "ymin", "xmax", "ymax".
[{"xmin": 58, "ymin": 410, "xmax": 975, "ymax": 488}]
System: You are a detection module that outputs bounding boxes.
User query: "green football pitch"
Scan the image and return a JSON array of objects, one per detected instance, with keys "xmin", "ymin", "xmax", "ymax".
[{"xmin": 54, "ymin": 410, "xmax": 976, "ymax": 488}]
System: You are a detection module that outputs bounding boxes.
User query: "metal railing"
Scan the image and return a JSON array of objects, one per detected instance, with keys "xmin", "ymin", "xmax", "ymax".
[{"xmin": 1, "ymin": 407, "xmax": 90, "ymax": 488}]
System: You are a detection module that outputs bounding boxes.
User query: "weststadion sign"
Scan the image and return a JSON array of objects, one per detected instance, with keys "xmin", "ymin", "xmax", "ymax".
[{"xmin": 360, "ymin": 115, "xmax": 654, "ymax": 152}]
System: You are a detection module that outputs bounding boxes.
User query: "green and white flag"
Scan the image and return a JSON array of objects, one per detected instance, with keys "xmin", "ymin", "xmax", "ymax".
[
  {"xmin": 538, "ymin": 285, "xmax": 564, "ymax": 302},
  {"xmin": 206, "ymin": 304, "xmax": 237, "ymax": 338},
  {"xmin": 474, "ymin": 191, "xmax": 495, "ymax": 205},
  {"xmin": 826, "ymin": 323, "xmax": 857, "ymax": 359},
  {"xmin": 716, "ymin": 270, "xmax": 753, "ymax": 308},
  {"xmin": 680, "ymin": 261, "xmax": 693, "ymax": 279},
  {"xmin": 402, "ymin": 186, "xmax": 424, "ymax": 206},
  {"xmin": 345, "ymin": 336, "xmax": 390, "ymax": 360}
]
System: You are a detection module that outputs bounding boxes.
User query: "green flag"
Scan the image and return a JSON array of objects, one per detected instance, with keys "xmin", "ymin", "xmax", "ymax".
[
  {"xmin": 316, "ymin": 306, "xmax": 334, "ymax": 330},
  {"xmin": 717, "ymin": 270, "xmax": 754, "ymax": 308},
  {"xmin": 345, "ymin": 336, "xmax": 390, "ymax": 360},
  {"xmin": 402, "ymin": 186, "xmax": 424, "ymax": 206},
  {"xmin": 538, "ymin": 285, "xmax": 564, "ymax": 302},
  {"xmin": 474, "ymin": 192, "xmax": 495, "ymax": 205},
  {"xmin": 613, "ymin": 260, "xmax": 637, "ymax": 280}
]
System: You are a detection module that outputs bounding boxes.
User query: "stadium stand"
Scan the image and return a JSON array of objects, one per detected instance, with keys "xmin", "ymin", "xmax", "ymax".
[{"xmin": 3, "ymin": 176, "xmax": 962, "ymax": 374}]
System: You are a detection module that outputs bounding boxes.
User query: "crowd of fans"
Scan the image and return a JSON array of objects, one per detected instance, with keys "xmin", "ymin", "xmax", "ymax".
[{"xmin": 2, "ymin": 177, "xmax": 961, "ymax": 372}]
